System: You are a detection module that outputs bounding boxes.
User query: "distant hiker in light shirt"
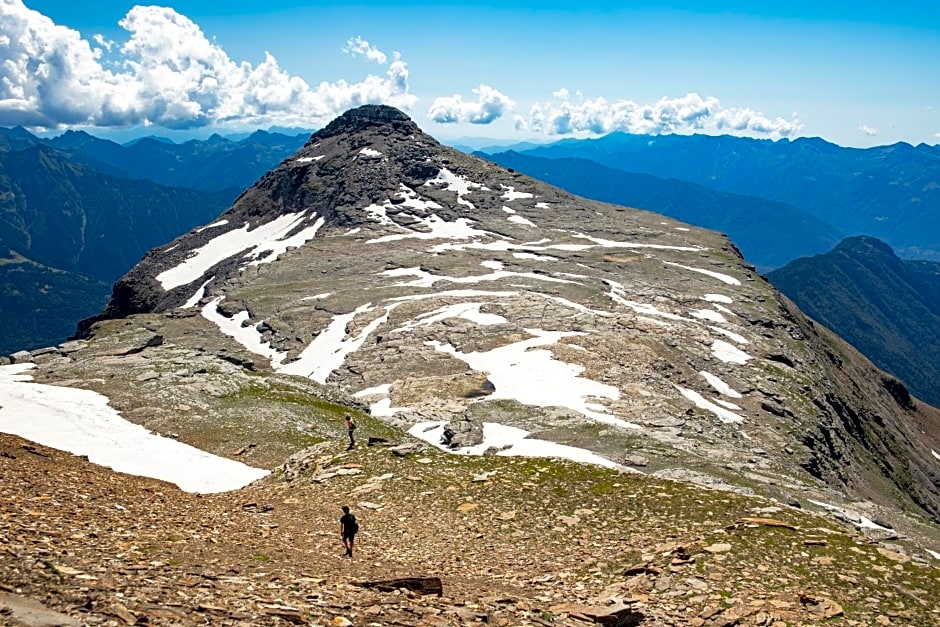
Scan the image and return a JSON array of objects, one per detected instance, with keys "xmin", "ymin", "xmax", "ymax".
[
  {"xmin": 345, "ymin": 414, "xmax": 356, "ymax": 450},
  {"xmin": 340, "ymin": 505, "xmax": 359, "ymax": 557}
]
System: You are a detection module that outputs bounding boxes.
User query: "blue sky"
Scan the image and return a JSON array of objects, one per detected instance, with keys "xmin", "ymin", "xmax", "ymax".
[{"xmin": 4, "ymin": 1, "xmax": 940, "ymax": 146}]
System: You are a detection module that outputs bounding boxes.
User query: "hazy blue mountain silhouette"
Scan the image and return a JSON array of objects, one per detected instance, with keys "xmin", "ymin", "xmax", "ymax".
[
  {"xmin": 482, "ymin": 150, "xmax": 841, "ymax": 271},
  {"xmin": 768, "ymin": 236, "xmax": 940, "ymax": 407},
  {"xmin": 519, "ymin": 133, "xmax": 940, "ymax": 261},
  {"xmin": 45, "ymin": 128, "xmax": 307, "ymax": 195},
  {"xmin": 0, "ymin": 244, "xmax": 109, "ymax": 354},
  {"xmin": 0, "ymin": 143, "xmax": 232, "ymax": 351}
]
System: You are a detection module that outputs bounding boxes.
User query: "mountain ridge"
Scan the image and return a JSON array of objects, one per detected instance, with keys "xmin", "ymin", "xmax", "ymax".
[
  {"xmin": 768, "ymin": 236, "xmax": 940, "ymax": 407},
  {"xmin": 517, "ymin": 131, "xmax": 940, "ymax": 262},
  {"xmin": 480, "ymin": 150, "xmax": 842, "ymax": 271},
  {"xmin": 73, "ymin": 105, "xmax": 940, "ymax": 531}
]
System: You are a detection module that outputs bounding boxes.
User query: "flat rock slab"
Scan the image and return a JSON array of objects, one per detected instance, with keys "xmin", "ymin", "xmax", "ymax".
[
  {"xmin": 357, "ymin": 576, "xmax": 443, "ymax": 596},
  {"xmin": 644, "ymin": 417, "xmax": 685, "ymax": 428},
  {"xmin": 0, "ymin": 592, "xmax": 81, "ymax": 626}
]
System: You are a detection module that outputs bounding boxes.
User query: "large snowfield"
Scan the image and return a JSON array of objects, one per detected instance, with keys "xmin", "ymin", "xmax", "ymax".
[{"xmin": 0, "ymin": 364, "xmax": 269, "ymax": 493}]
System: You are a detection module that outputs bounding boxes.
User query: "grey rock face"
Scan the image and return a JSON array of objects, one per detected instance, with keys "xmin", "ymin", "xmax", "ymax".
[
  {"xmin": 70, "ymin": 105, "xmax": 940, "ymax": 530},
  {"xmin": 441, "ymin": 413, "xmax": 484, "ymax": 449}
]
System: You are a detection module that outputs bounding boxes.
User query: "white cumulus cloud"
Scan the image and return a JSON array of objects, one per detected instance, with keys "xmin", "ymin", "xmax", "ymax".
[
  {"xmin": 0, "ymin": 1, "xmax": 416, "ymax": 130},
  {"xmin": 428, "ymin": 84, "xmax": 515, "ymax": 125},
  {"xmin": 527, "ymin": 90, "xmax": 802, "ymax": 138},
  {"xmin": 342, "ymin": 35, "xmax": 387, "ymax": 65},
  {"xmin": 858, "ymin": 124, "xmax": 878, "ymax": 136}
]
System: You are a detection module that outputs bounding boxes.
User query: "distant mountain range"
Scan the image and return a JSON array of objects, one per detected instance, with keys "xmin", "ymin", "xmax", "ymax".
[
  {"xmin": 481, "ymin": 151, "xmax": 841, "ymax": 271},
  {"xmin": 501, "ymin": 132, "xmax": 940, "ymax": 263},
  {"xmin": 768, "ymin": 236, "xmax": 940, "ymax": 408},
  {"xmin": 0, "ymin": 126, "xmax": 310, "ymax": 353},
  {"xmin": 45, "ymin": 128, "xmax": 308, "ymax": 194},
  {"xmin": 0, "ymin": 246, "xmax": 109, "ymax": 355}
]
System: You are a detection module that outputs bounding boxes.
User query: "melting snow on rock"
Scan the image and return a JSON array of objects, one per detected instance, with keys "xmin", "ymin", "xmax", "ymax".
[
  {"xmin": 409, "ymin": 421, "xmax": 621, "ymax": 469},
  {"xmin": 157, "ymin": 212, "xmax": 324, "ymax": 290},
  {"xmin": 426, "ymin": 329, "xmax": 636, "ymax": 428},
  {"xmin": 0, "ymin": 364, "xmax": 269, "ymax": 493}
]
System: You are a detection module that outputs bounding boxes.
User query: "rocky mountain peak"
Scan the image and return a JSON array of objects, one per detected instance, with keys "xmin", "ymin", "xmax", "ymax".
[
  {"xmin": 312, "ymin": 104, "xmax": 420, "ymax": 141},
  {"xmin": 71, "ymin": 106, "xmax": 940, "ymax": 537}
]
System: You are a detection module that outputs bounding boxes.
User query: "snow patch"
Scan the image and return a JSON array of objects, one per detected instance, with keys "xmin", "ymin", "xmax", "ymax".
[
  {"xmin": 700, "ymin": 371, "xmax": 743, "ymax": 398},
  {"xmin": 389, "ymin": 289, "xmax": 517, "ymax": 302},
  {"xmin": 244, "ymin": 216, "xmax": 325, "ymax": 267},
  {"xmin": 366, "ymin": 214, "xmax": 490, "ymax": 244},
  {"xmin": 690, "ymin": 309, "xmax": 727, "ymax": 323},
  {"xmin": 607, "ymin": 281, "xmax": 684, "ymax": 320},
  {"xmin": 513, "ymin": 252, "xmax": 559, "ymax": 262},
  {"xmin": 710, "ymin": 326, "xmax": 749, "ymax": 345},
  {"xmin": 354, "ymin": 384, "xmax": 392, "ymax": 397},
  {"xmin": 427, "ymin": 329, "xmax": 635, "ymax": 428},
  {"xmin": 703, "ymin": 293, "xmax": 733, "ymax": 304},
  {"xmin": 663, "ymin": 261, "xmax": 740, "ymax": 285},
  {"xmin": 424, "ymin": 168, "xmax": 488, "ymax": 208},
  {"xmin": 358, "ymin": 148, "xmax": 383, "ymax": 158},
  {"xmin": 0, "ymin": 365, "xmax": 268, "ymax": 493},
  {"xmin": 369, "ymin": 397, "xmax": 409, "ymax": 417},
  {"xmin": 157, "ymin": 212, "xmax": 321, "ymax": 290},
  {"xmin": 409, "ymin": 421, "xmax": 620, "ymax": 469},
  {"xmin": 295, "ymin": 156, "xmax": 324, "ymax": 163},
  {"xmin": 535, "ymin": 293, "xmax": 614, "ymax": 318},
  {"xmin": 196, "ymin": 219, "xmax": 229, "ymax": 233},
  {"xmin": 391, "ymin": 303, "xmax": 507, "ymax": 334},
  {"xmin": 278, "ymin": 303, "xmax": 398, "ymax": 383},
  {"xmin": 181, "ymin": 277, "xmax": 213, "ymax": 309},
  {"xmin": 711, "ymin": 339, "xmax": 752, "ymax": 364},
  {"xmin": 381, "ymin": 266, "xmax": 576, "ymax": 289},
  {"xmin": 675, "ymin": 385, "xmax": 744, "ymax": 424},
  {"xmin": 201, "ymin": 298, "xmax": 284, "ymax": 362},
  {"xmin": 535, "ymin": 202, "xmax": 550, "ymax": 209},
  {"xmin": 932, "ymin": 449, "xmax": 940, "ymax": 461},
  {"xmin": 501, "ymin": 185, "xmax": 534, "ymax": 201},
  {"xmin": 573, "ymin": 233, "xmax": 701, "ymax": 252},
  {"xmin": 508, "ymin": 214, "xmax": 537, "ymax": 227},
  {"xmin": 481, "ymin": 260, "xmax": 504, "ymax": 271}
]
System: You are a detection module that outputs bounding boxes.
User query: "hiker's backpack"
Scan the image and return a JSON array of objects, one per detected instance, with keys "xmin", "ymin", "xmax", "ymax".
[{"xmin": 347, "ymin": 515, "xmax": 359, "ymax": 533}]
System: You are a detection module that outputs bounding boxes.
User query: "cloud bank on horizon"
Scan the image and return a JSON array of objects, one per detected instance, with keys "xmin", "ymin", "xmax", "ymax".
[
  {"xmin": 0, "ymin": 0, "xmax": 819, "ymax": 139},
  {"xmin": 0, "ymin": 1, "xmax": 415, "ymax": 130}
]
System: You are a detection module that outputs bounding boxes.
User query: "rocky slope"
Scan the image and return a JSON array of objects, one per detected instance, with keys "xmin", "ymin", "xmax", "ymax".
[
  {"xmin": 3, "ymin": 104, "xmax": 940, "ymax": 624},
  {"xmin": 4, "ymin": 432, "xmax": 940, "ymax": 626},
  {"xmin": 73, "ymin": 105, "xmax": 940, "ymax": 528},
  {"xmin": 518, "ymin": 133, "xmax": 940, "ymax": 262},
  {"xmin": 480, "ymin": 150, "xmax": 840, "ymax": 272}
]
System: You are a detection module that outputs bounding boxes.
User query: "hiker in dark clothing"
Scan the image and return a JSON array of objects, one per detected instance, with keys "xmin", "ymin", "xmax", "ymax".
[
  {"xmin": 340, "ymin": 505, "xmax": 358, "ymax": 557},
  {"xmin": 345, "ymin": 414, "xmax": 356, "ymax": 450}
]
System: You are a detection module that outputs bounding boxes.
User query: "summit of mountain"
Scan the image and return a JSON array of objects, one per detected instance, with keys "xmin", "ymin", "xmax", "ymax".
[{"xmin": 61, "ymin": 105, "xmax": 940, "ymax": 537}]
